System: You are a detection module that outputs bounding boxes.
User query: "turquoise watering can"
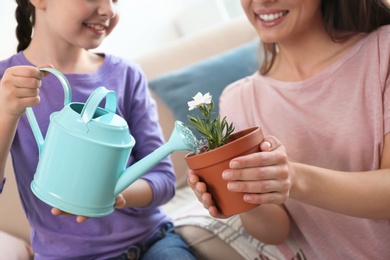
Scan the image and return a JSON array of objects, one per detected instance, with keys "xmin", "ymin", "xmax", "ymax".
[{"xmin": 26, "ymin": 68, "xmax": 197, "ymax": 217}]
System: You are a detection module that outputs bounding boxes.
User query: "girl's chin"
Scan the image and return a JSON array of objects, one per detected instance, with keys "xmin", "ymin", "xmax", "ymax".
[{"xmin": 83, "ymin": 41, "xmax": 104, "ymax": 50}]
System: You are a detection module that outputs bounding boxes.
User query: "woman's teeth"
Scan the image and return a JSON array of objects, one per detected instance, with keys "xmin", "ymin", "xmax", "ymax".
[{"xmin": 259, "ymin": 12, "xmax": 286, "ymax": 22}]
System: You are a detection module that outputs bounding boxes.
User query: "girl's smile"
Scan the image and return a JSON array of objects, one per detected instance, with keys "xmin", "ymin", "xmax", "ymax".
[{"xmin": 84, "ymin": 22, "xmax": 109, "ymax": 36}]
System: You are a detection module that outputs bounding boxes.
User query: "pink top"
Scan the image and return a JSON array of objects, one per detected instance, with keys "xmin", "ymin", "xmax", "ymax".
[{"xmin": 220, "ymin": 25, "xmax": 390, "ymax": 258}]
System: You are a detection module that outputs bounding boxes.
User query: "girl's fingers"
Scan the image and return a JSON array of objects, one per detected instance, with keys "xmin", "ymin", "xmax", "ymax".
[
  {"xmin": 76, "ymin": 216, "xmax": 88, "ymax": 223},
  {"xmin": 115, "ymin": 194, "xmax": 126, "ymax": 209},
  {"xmin": 6, "ymin": 66, "xmax": 43, "ymax": 80},
  {"xmin": 14, "ymin": 77, "xmax": 42, "ymax": 90},
  {"xmin": 37, "ymin": 64, "xmax": 54, "ymax": 69},
  {"xmin": 51, "ymin": 208, "xmax": 89, "ymax": 223},
  {"xmin": 51, "ymin": 208, "xmax": 72, "ymax": 216},
  {"xmin": 37, "ymin": 64, "xmax": 55, "ymax": 77}
]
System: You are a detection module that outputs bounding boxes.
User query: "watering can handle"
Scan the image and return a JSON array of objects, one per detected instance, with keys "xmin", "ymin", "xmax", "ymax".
[
  {"xmin": 25, "ymin": 68, "xmax": 72, "ymax": 155},
  {"xmin": 80, "ymin": 87, "xmax": 117, "ymax": 123}
]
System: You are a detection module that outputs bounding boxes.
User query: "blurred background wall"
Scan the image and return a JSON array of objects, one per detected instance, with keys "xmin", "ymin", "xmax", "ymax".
[{"xmin": 0, "ymin": 0, "xmax": 244, "ymax": 60}]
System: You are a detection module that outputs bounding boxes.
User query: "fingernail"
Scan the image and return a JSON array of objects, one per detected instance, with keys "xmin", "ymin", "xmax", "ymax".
[
  {"xmin": 228, "ymin": 182, "xmax": 238, "ymax": 190},
  {"xmin": 262, "ymin": 141, "xmax": 271, "ymax": 150},
  {"xmin": 230, "ymin": 160, "xmax": 239, "ymax": 168},
  {"xmin": 222, "ymin": 171, "xmax": 232, "ymax": 179},
  {"xmin": 244, "ymin": 194, "xmax": 254, "ymax": 202}
]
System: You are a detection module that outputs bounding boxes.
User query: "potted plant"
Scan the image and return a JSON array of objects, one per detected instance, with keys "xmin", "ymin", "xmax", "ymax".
[{"xmin": 185, "ymin": 92, "xmax": 264, "ymax": 217}]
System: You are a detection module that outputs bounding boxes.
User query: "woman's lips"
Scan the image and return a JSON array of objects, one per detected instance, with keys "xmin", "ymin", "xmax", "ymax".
[{"xmin": 257, "ymin": 11, "xmax": 288, "ymax": 27}]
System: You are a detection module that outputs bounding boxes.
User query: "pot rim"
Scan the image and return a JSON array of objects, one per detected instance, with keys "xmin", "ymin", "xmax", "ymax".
[{"xmin": 185, "ymin": 126, "xmax": 262, "ymax": 160}]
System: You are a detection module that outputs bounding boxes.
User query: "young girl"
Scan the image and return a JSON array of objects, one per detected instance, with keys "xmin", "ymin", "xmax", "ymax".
[
  {"xmin": 188, "ymin": 0, "xmax": 390, "ymax": 258},
  {"xmin": 0, "ymin": 0, "xmax": 195, "ymax": 259}
]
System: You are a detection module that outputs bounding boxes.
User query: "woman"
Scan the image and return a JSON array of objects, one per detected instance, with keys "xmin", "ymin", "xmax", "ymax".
[{"xmin": 188, "ymin": 0, "xmax": 390, "ymax": 258}]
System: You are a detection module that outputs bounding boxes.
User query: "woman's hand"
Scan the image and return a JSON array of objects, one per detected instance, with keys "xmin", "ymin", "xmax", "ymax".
[
  {"xmin": 224, "ymin": 135, "xmax": 292, "ymax": 205},
  {"xmin": 187, "ymin": 135, "xmax": 292, "ymax": 218},
  {"xmin": 188, "ymin": 170, "xmax": 229, "ymax": 218},
  {"xmin": 51, "ymin": 194, "xmax": 127, "ymax": 223}
]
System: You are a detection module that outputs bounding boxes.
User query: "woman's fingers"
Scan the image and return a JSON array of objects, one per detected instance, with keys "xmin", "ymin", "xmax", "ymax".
[
  {"xmin": 188, "ymin": 171, "xmax": 204, "ymax": 200},
  {"xmin": 217, "ymin": 135, "xmax": 292, "ymax": 205},
  {"xmin": 260, "ymin": 135, "xmax": 281, "ymax": 152},
  {"xmin": 243, "ymin": 191, "xmax": 289, "ymax": 205},
  {"xmin": 229, "ymin": 147, "xmax": 286, "ymax": 171},
  {"xmin": 188, "ymin": 170, "xmax": 229, "ymax": 218}
]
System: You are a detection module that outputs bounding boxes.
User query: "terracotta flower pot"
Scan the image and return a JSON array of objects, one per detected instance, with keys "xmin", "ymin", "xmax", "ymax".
[{"xmin": 185, "ymin": 127, "xmax": 264, "ymax": 217}]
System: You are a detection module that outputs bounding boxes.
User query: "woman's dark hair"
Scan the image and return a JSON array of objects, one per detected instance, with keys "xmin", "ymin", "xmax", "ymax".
[
  {"xmin": 15, "ymin": 0, "xmax": 35, "ymax": 52},
  {"xmin": 260, "ymin": 0, "xmax": 390, "ymax": 75}
]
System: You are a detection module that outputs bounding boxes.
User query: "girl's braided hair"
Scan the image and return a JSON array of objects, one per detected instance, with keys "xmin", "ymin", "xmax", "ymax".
[{"xmin": 15, "ymin": 0, "xmax": 35, "ymax": 52}]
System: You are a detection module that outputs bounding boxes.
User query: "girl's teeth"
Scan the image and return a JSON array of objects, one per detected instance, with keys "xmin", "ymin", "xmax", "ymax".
[
  {"xmin": 86, "ymin": 24, "xmax": 104, "ymax": 31},
  {"xmin": 259, "ymin": 12, "xmax": 285, "ymax": 22}
]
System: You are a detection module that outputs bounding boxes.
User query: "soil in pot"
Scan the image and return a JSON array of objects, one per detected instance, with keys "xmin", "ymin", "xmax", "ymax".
[{"xmin": 185, "ymin": 126, "xmax": 263, "ymax": 217}]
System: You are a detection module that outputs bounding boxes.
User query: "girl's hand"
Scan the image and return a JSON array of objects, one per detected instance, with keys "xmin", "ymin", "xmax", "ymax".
[
  {"xmin": 224, "ymin": 136, "xmax": 292, "ymax": 205},
  {"xmin": 0, "ymin": 65, "xmax": 52, "ymax": 118},
  {"xmin": 51, "ymin": 193, "xmax": 126, "ymax": 223}
]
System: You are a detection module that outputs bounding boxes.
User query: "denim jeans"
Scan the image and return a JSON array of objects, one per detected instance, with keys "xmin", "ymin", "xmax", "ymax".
[{"xmin": 109, "ymin": 222, "xmax": 195, "ymax": 260}]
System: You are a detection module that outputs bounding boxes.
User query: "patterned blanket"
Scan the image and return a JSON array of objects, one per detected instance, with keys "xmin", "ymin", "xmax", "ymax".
[{"xmin": 164, "ymin": 186, "xmax": 304, "ymax": 260}]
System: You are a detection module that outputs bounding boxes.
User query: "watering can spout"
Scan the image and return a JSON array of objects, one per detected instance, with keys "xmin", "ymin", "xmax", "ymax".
[{"xmin": 114, "ymin": 121, "xmax": 197, "ymax": 195}]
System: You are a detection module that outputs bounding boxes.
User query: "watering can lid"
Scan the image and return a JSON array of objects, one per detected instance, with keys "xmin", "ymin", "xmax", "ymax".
[
  {"xmin": 88, "ymin": 108, "xmax": 128, "ymax": 127},
  {"xmin": 70, "ymin": 86, "xmax": 128, "ymax": 132},
  {"xmin": 51, "ymin": 101, "xmax": 133, "ymax": 147}
]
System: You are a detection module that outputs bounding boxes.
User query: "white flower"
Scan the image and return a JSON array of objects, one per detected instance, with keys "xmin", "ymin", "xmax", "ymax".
[
  {"xmin": 187, "ymin": 92, "xmax": 212, "ymax": 111},
  {"xmin": 186, "ymin": 91, "xmax": 234, "ymax": 150}
]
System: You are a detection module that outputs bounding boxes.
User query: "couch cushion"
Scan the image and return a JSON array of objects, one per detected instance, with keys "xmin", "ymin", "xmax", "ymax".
[{"xmin": 148, "ymin": 39, "xmax": 260, "ymax": 138}]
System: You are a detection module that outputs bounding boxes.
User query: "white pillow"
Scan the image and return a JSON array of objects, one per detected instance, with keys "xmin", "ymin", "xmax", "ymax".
[{"xmin": 0, "ymin": 231, "xmax": 34, "ymax": 260}]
